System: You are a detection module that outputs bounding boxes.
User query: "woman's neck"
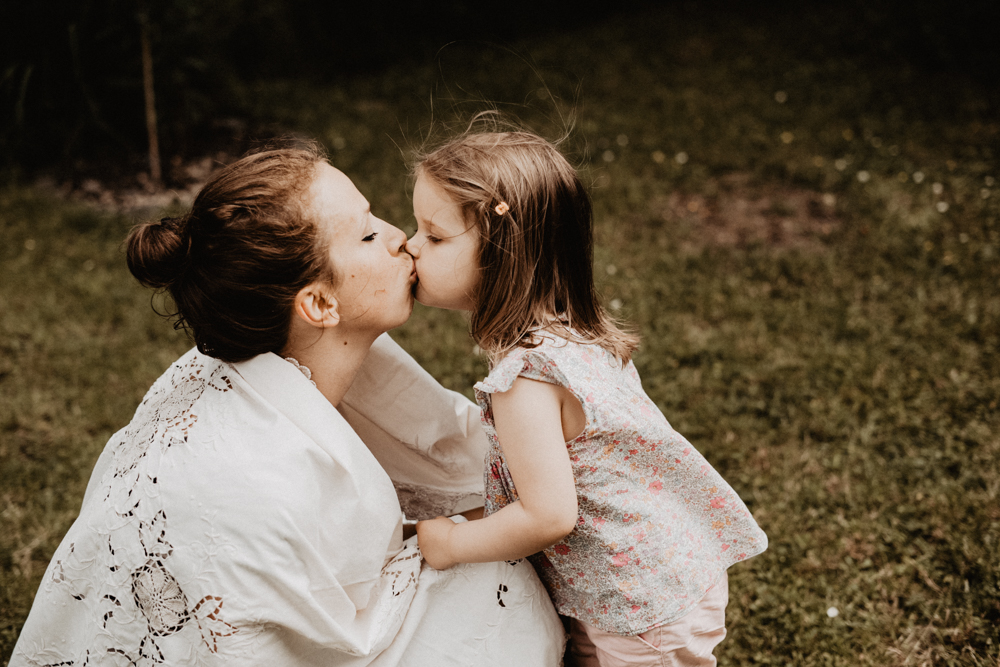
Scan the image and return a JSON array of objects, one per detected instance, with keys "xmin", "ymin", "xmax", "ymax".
[{"xmin": 282, "ymin": 327, "xmax": 379, "ymax": 407}]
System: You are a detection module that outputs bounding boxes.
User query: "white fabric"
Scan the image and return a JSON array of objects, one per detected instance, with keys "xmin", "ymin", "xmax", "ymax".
[
  {"xmin": 12, "ymin": 335, "xmax": 564, "ymax": 666},
  {"xmin": 340, "ymin": 334, "xmax": 487, "ymax": 519}
]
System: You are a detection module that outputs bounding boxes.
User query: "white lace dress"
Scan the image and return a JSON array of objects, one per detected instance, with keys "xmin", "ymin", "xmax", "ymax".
[{"xmin": 11, "ymin": 335, "xmax": 564, "ymax": 666}]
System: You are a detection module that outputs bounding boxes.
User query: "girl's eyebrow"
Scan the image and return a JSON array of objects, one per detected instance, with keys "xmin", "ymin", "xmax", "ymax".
[{"xmin": 415, "ymin": 214, "xmax": 443, "ymax": 235}]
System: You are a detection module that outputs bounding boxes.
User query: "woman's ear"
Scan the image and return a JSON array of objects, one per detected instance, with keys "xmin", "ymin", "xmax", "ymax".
[{"xmin": 293, "ymin": 284, "xmax": 340, "ymax": 328}]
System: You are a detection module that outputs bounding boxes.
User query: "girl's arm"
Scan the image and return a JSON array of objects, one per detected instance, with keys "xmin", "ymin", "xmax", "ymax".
[{"xmin": 416, "ymin": 377, "xmax": 579, "ymax": 569}]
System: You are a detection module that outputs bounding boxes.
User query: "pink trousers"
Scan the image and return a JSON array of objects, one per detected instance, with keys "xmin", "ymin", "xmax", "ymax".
[{"xmin": 563, "ymin": 573, "xmax": 729, "ymax": 667}]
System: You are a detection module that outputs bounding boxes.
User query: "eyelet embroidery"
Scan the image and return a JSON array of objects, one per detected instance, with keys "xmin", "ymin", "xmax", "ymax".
[
  {"xmin": 284, "ymin": 357, "xmax": 317, "ymax": 387},
  {"xmin": 42, "ymin": 355, "xmax": 242, "ymax": 663}
]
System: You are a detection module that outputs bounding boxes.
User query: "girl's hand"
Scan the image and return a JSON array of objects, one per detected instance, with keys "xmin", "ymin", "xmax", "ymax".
[
  {"xmin": 416, "ymin": 516, "xmax": 458, "ymax": 570},
  {"xmin": 412, "ymin": 378, "xmax": 579, "ymax": 567}
]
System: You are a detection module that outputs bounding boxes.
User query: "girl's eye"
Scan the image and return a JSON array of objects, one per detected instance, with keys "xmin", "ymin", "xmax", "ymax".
[
  {"xmin": 363, "ymin": 232, "xmax": 379, "ymax": 242},
  {"xmin": 427, "ymin": 235, "xmax": 442, "ymax": 244}
]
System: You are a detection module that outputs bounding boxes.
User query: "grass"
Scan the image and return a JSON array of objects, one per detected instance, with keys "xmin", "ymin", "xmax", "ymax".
[{"xmin": 2, "ymin": 5, "xmax": 999, "ymax": 665}]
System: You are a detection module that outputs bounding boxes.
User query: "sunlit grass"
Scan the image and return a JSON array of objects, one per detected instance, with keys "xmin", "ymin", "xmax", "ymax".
[{"xmin": 2, "ymin": 5, "xmax": 998, "ymax": 665}]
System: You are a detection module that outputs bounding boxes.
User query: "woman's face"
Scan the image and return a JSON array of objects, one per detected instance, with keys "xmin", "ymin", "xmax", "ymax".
[
  {"xmin": 406, "ymin": 173, "xmax": 480, "ymax": 311},
  {"xmin": 309, "ymin": 162, "xmax": 415, "ymax": 334}
]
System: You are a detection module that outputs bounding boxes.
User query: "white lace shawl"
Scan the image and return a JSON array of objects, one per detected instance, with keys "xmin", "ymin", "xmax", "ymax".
[{"xmin": 11, "ymin": 335, "xmax": 496, "ymax": 666}]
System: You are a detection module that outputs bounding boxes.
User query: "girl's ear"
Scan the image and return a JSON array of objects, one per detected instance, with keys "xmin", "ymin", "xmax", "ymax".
[{"xmin": 293, "ymin": 283, "xmax": 340, "ymax": 328}]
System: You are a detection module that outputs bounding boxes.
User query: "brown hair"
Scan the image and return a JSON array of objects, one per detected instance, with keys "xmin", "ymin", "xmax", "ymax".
[
  {"xmin": 415, "ymin": 129, "xmax": 639, "ymax": 363},
  {"xmin": 126, "ymin": 144, "xmax": 331, "ymax": 363}
]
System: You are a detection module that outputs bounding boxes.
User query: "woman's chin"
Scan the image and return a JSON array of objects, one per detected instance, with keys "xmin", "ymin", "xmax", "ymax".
[{"xmin": 387, "ymin": 299, "xmax": 415, "ymax": 331}]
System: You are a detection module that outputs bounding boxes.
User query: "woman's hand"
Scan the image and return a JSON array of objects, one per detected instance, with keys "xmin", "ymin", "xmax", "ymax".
[{"xmin": 416, "ymin": 516, "xmax": 458, "ymax": 570}]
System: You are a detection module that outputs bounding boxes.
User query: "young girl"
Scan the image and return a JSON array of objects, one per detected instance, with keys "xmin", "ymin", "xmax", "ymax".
[{"xmin": 410, "ymin": 130, "xmax": 767, "ymax": 666}]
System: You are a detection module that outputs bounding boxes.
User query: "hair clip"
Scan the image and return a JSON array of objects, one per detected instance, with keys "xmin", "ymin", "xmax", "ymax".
[{"xmin": 494, "ymin": 202, "xmax": 510, "ymax": 215}]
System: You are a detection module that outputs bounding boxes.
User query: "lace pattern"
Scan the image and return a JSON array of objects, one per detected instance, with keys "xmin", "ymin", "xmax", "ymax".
[
  {"xmin": 283, "ymin": 357, "xmax": 317, "ymax": 387},
  {"xmin": 31, "ymin": 354, "xmax": 243, "ymax": 664},
  {"xmin": 393, "ymin": 482, "xmax": 481, "ymax": 521}
]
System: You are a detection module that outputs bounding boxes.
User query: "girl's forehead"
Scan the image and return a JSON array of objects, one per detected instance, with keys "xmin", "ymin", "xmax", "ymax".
[{"xmin": 414, "ymin": 178, "xmax": 460, "ymax": 219}]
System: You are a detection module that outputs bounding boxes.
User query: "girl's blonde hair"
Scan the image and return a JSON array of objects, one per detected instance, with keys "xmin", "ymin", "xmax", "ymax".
[{"xmin": 415, "ymin": 129, "xmax": 639, "ymax": 363}]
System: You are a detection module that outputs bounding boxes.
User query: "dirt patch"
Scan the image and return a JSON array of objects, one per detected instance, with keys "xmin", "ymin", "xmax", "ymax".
[
  {"xmin": 32, "ymin": 155, "xmax": 230, "ymax": 216},
  {"xmin": 655, "ymin": 173, "xmax": 841, "ymax": 252}
]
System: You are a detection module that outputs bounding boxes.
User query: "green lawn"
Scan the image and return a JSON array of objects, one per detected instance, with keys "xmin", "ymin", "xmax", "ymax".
[{"xmin": 2, "ymin": 6, "xmax": 998, "ymax": 665}]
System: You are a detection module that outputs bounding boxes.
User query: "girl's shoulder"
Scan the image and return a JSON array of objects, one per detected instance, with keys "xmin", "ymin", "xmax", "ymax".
[
  {"xmin": 474, "ymin": 336, "xmax": 615, "ymax": 396},
  {"xmin": 474, "ymin": 338, "xmax": 569, "ymax": 396}
]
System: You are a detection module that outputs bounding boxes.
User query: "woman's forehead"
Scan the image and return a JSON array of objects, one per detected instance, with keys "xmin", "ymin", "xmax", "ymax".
[{"xmin": 310, "ymin": 162, "xmax": 369, "ymax": 224}]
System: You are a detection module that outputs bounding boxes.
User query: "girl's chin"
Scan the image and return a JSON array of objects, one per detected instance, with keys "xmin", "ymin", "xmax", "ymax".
[{"xmin": 413, "ymin": 285, "xmax": 472, "ymax": 311}]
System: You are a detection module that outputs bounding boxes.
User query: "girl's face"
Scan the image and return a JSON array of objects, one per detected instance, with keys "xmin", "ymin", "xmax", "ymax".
[{"xmin": 406, "ymin": 173, "xmax": 480, "ymax": 311}]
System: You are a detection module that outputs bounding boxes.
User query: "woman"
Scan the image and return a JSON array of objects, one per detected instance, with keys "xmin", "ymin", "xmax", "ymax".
[{"xmin": 11, "ymin": 145, "xmax": 563, "ymax": 666}]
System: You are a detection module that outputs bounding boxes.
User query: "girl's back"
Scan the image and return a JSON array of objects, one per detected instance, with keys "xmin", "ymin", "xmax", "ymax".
[{"xmin": 475, "ymin": 335, "xmax": 767, "ymax": 635}]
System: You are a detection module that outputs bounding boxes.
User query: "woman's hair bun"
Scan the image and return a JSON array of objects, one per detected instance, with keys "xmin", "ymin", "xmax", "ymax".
[{"xmin": 125, "ymin": 216, "xmax": 192, "ymax": 288}]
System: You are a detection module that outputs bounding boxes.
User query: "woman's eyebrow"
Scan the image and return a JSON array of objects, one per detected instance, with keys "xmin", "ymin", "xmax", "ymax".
[{"xmin": 357, "ymin": 203, "xmax": 372, "ymax": 227}]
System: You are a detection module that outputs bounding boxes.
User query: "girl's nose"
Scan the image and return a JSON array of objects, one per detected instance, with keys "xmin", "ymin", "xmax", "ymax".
[{"xmin": 404, "ymin": 236, "xmax": 421, "ymax": 258}]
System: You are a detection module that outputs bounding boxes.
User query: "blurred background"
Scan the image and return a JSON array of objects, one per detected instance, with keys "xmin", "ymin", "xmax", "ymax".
[
  {"xmin": 2, "ymin": 0, "xmax": 997, "ymax": 178},
  {"xmin": 1, "ymin": 1, "xmax": 998, "ymax": 665}
]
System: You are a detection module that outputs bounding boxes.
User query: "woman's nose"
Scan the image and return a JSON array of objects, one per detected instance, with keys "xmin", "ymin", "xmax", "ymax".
[{"xmin": 383, "ymin": 223, "xmax": 408, "ymax": 255}]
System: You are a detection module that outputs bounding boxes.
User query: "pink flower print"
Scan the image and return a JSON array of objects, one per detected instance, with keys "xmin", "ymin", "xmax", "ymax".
[
  {"xmin": 710, "ymin": 496, "xmax": 726, "ymax": 509},
  {"xmin": 682, "ymin": 448, "xmax": 691, "ymax": 456},
  {"xmin": 586, "ymin": 393, "xmax": 595, "ymax": 403},
  {"xmin": 738, "ymin": 553, "xmax": 747, "ymax": 560},
  {"xmin": 592, "ymin": 517, "xmax": 606, "ymax": 527},
  {"xmin": 612, "ymin": 553, "xmax": 629, "ymax": 567},
  {"xmin": 555, "ymin": 544, "xmax": 571, "ymax": 555},
  {"xmin": 631, "ymin": 605, "xmax": 641, "ymax": 613},
  {"xmin": 629, "ymin": 449, "xmax": 638, "ymax": 455},
  {"xmin": 648, "ymin": 480, "xmax": 663, "ymax": 495},
  {"xmin": 721, "ymin": 544, "xmax": 730, "ymax": 551}
]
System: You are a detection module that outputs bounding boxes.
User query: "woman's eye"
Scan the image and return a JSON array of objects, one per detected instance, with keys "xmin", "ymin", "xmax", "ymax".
[
  {"xmin": 427, "ymin": 236, "xmax": 442, "ymax": 244},
  {"xmin": 363, "ymin": 232, "xmax": 379, "ymax": 242}
]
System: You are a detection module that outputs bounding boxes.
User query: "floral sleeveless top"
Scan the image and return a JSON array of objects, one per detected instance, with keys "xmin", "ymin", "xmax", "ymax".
[{"xmin": 474, "ymin": 337, "xmax": 767, "ymax": 635}]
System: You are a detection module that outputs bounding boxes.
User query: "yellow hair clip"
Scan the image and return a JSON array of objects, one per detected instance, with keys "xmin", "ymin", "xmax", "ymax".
[{"xmin": 494, "ymin": 201, "xmax": 510, "ymax": 215}]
